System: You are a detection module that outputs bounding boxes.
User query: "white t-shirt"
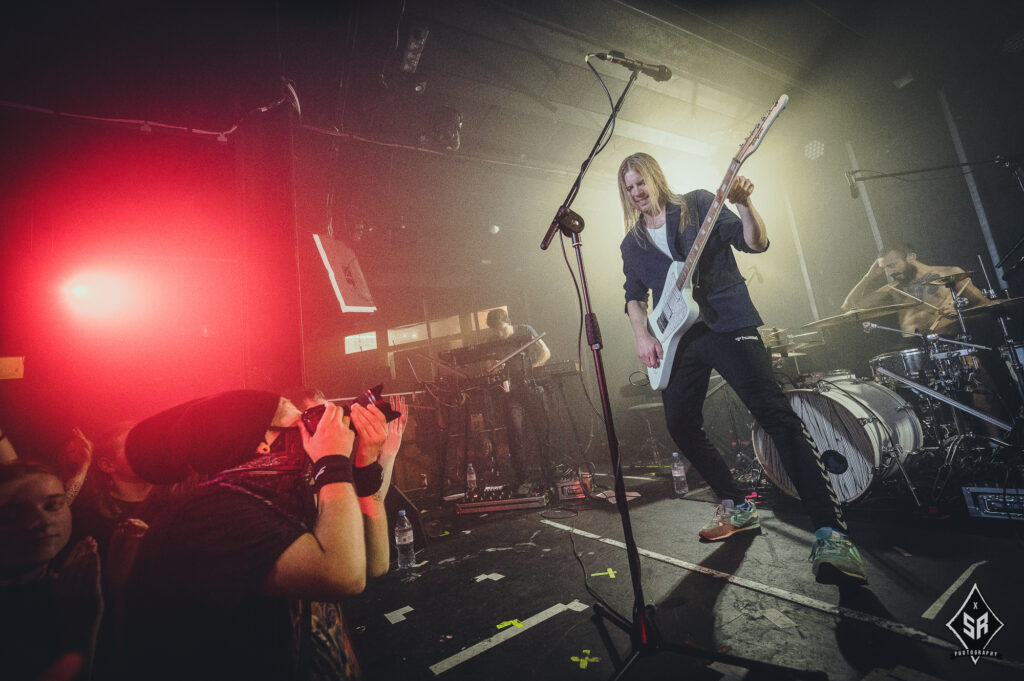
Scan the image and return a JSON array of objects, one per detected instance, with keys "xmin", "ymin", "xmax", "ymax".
[{"xmin": 647, "ymin": 225, "xmax": 672, "ymax": 258}]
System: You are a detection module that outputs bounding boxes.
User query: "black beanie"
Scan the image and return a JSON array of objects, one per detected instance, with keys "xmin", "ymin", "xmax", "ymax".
[{"xmin": 124, "ymin": 390, "xmax": 282, "ymax": 484}]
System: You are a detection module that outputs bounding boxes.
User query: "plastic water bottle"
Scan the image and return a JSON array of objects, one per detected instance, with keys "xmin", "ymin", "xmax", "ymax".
[
  {"xmin": 395, "ymin": 510, "xmax": 415, "ymax": 569},
  {"xmin": 671, "ymin": 452, "xmax": 688, "ymax": 496},
  {"xmin": 466, "ymin": 462, "xmax": 477, "ymax": 494}
]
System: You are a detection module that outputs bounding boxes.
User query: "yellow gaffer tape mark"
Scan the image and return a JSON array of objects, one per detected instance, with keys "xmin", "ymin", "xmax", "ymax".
[
  {"xmin": 496, "ymin": 619, "xmax": 524, "ymax": 630},
  {"xmin": 571, "ymin": 649, "xmax": 601, "ymax": 669},
  {"xmin": 590, "ymin": 568, "xmax": 617, "ymax": 578}
]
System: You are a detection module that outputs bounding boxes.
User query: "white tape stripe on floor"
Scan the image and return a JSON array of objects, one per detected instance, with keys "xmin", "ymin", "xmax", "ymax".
[
  {"xmin": 429, "ymin": 599, "xmax": 589, "ymax": 675},
  {"xmin": 539, "ymin": 519, "xmax": 991, "ymax": 659},
  {"xmin": 921, "ymin": 560, "xmax": 987, "ymax": 620}
]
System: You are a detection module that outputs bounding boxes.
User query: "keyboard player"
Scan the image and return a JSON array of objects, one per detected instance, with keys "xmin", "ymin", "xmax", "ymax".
[{"xmin": 484, "ymin": 308, "xmax": 552, "ymax": 488}]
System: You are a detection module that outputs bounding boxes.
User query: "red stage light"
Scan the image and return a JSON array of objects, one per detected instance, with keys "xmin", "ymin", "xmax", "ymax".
[{"xmin": 61, "ymin": 270, "xmax": 136, "ymax": 320}]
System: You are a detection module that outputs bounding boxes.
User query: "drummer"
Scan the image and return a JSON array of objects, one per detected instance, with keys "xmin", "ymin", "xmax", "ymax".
[
  {"xmin": 842, "ymin": 241, "xmax": 990, "ymax": 334},
  {"xmin": 843, "ymin": 241, "xmax": 1007, "ymax": 434}
]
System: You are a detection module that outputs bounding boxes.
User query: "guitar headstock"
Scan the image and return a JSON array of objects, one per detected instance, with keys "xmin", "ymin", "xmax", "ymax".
[{"xmin": 735, "ymin": 94, "xmax": 789, "ymax": 163}]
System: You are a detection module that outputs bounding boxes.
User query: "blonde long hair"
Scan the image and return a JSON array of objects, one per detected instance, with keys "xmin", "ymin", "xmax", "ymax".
[{"xmin": 617, "ymin": 152, "xmax": 686, "ymax": 237}]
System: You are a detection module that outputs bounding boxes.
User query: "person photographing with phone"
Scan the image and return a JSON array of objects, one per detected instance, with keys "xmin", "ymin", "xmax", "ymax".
[{"xmin": 122, "ymin": 388, "xmax": 408, "ymax": 681}]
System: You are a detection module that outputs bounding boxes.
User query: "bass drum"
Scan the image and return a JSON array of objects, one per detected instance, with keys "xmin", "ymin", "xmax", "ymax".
[{"xmin": 752, "ymin": 378, "xmax": 922, "ymax": 504}]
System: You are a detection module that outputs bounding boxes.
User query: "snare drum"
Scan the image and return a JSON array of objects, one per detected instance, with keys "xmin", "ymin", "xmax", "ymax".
[
  {"xmin": 752, "ymin": 377, "xmax": 922, "ymax": 504},
  {"xmin": 870, "ymin": 348, "xmax": 929, "ymax": 388}
]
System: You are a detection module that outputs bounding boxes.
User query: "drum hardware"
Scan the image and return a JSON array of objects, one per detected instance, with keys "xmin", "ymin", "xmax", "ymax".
[
  {"xmin": 882, "ymin": 440, "xmax": 921, "ymax": 505},
  {"xmin": 929, "ymin": 270, "xmax": 978, "ymax": 335},
  {"xmin": 760, "ymin": 327, "xmax": 824, "ymax": 375},
  {"xmin": 971, "ymin": 260, "xmax": 1024, "ymax": 408},
  {"xmin": 796, "ymin": 370, "xmax": 858, "ymax": 389},
  {"xmin": 931, "ymin": 434, "xmax": 1013, "ymax": 505},
  {"xmin": 626, "ymin": 402, "xmax": 668, "ymax": 469},
  {"xmin": 758, "ymin": 326, "xmax": 787, "ymax": 347},
  {"xmin": 863, "ymin": 321, "xmax": 990, "ymax": 395},
  {"xmin": 941, "ymin": 296, "xmax": 1024, "ymax": 319},
  {"xmin": 872, "ymin": 366, "xmax": 1011, "ymax": 432}
]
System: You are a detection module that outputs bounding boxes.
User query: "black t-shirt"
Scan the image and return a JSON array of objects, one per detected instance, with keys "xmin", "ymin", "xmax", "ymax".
[
  {"xmin": 126, "ymin": 484, "xmax": 306, "ymax": 681},
  {"xmin": 0, "ymin": 578, "xmax": 61, "ymax": 681}
]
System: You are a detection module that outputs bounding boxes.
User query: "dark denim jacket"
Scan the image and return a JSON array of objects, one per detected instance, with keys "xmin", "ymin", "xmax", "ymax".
[{"xmin": 619, "ymin": 190, "xmax": 764, "ymax": 333}]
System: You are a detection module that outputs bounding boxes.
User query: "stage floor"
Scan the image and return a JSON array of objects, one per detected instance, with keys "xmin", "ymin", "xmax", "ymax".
[{"xmin": 344, "ymin": 470, "xmax": 1024, "ymax": 681}]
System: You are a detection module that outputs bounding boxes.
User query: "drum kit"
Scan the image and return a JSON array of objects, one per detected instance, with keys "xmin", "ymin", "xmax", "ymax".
[{"xmin": 751, "ymin": 271, "xmax": 1024, "ymax": 509}]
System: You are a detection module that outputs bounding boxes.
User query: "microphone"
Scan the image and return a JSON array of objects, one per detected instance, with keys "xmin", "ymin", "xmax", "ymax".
[
  {"xmin": 845, "ymin": 171, "xmax": 860, "ymax": 199},
  {"xmin": 587, "ymin": 51, "xmax": 671, "ymax": 82}
]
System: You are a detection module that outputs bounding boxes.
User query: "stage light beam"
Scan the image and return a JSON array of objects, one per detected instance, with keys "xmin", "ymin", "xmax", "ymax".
[{"xmin": 61, "ymin": 270, "xmax": 137, "ymax": 320}]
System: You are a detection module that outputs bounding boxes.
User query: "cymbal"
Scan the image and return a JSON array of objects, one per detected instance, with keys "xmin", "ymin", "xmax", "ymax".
[
  {"xmin": 919, "ymin": 270, "xmax": 974, "ymax": 286},
  {"xmin": 771, "ymin": 351, "xmax": 806, "ymax": 358},
  {"xmin": 765, "ymin": 342, "xmax": 815, "ymax": 355},
  {"xmin": 801, "ymin": 303, "xmax": 918, "ymax": 329},
  {"xmin": 953, "ymin": 296, "xmax": 1024, "ymax": 318}
]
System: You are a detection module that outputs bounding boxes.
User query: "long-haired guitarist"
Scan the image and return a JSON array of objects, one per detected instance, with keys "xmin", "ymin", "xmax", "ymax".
[{"xmin": 617, "ymin": 152, "xmax": 867, "ymax": 585}]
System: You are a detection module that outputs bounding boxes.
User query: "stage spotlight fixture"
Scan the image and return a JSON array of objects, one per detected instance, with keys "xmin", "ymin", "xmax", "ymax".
[
  {"xmin": 803, "ymin": 140, "xmax": 825, "ymax": 160},
  {"xmin": 401, "ymin": 25, "xmax": 430, "ymax": 74}
]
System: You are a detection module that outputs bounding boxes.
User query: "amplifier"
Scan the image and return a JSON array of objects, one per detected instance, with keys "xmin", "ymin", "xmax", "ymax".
[{"xmin": 961, "ymin": 486, "xmax": 1024, "ymax": 520}]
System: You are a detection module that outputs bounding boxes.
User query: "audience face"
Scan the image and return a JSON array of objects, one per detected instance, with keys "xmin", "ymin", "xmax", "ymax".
[
  {"xmin": 0, "ymin": 472, "xmax": 72, "ymax": 572},
  {"xmin": 97, "ymin": 425, "xmax": 147, "ymax": 485}
]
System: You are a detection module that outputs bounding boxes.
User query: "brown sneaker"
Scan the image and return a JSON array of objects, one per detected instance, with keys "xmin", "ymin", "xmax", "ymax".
[{"xmin": 698, "ymin": 500, "xmax": 760, "ymax": 541}]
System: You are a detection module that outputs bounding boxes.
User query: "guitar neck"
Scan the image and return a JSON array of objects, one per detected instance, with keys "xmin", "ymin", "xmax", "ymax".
[{"xmin": 671, "ymin": 158, "xmax": 742, "ymax": 293}]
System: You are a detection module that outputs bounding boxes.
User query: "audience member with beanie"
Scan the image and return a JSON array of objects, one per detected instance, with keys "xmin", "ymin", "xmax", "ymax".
[{"xmin": 122, "ymin": 389, "xmax": 407, "ymax": 681}]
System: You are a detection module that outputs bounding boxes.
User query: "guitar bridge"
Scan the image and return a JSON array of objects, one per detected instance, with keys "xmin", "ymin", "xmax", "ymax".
[{"xmin": 657, "ymin": 313, "xmax": 669, "ymax": 333}]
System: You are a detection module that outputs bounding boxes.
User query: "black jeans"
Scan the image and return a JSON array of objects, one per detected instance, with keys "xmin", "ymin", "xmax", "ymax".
[{"xmin": 661, "ymin": 323, "xmax": 846, "ymax": 532}]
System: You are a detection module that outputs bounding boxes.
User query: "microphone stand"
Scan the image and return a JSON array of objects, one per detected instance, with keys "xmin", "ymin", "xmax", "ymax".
[
  {"xmin": 540, "ymin": 67, "xmax": 822, "ymax": 681},
  {"xmin": 847, "ymin": 154, "xmax": 1022, "ymax": 187}
]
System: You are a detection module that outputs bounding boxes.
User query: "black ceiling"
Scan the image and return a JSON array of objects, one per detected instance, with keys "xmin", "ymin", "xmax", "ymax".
[{"xmin": 4, "ymin": 0, "xmax": 1022, "ymax": 175}]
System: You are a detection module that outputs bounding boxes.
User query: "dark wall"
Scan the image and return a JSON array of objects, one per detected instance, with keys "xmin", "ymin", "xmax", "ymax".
[{"xmin": 0, "ymin": 108, "xmax": 302, "ymax": 458}]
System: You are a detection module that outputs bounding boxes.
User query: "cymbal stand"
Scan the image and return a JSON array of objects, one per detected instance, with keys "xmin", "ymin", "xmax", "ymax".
[
  {"xmin": 861, "ymin": 322, "xmax": 990, "ymax": 353},
  {"xmin": 938, "ymin": 279, "xmax": 973, "ymax": 337},
  {"xmin": 976, "ymin": 255, "xmax": 1024, "ymax": 410}
]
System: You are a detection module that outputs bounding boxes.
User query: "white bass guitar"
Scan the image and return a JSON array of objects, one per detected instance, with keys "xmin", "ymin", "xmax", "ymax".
[{"xmin": 647, "ymin": 94, "xmax": 789, "ymax": 390}]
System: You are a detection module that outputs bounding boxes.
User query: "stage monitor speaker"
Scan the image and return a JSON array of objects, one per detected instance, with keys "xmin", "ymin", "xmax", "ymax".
[{"xmin": 311, "ymin": 233, "xmax": 376, "ymax": 313}]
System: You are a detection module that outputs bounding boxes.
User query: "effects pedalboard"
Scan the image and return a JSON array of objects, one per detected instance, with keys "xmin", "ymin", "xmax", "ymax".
[
  {"xmin": 961, "ymin": 486, "xmax": 1024, "ymax": 520},
  {"xmin": 453, "ymin": 485, "xmax": 548, "ymax": 514}
]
